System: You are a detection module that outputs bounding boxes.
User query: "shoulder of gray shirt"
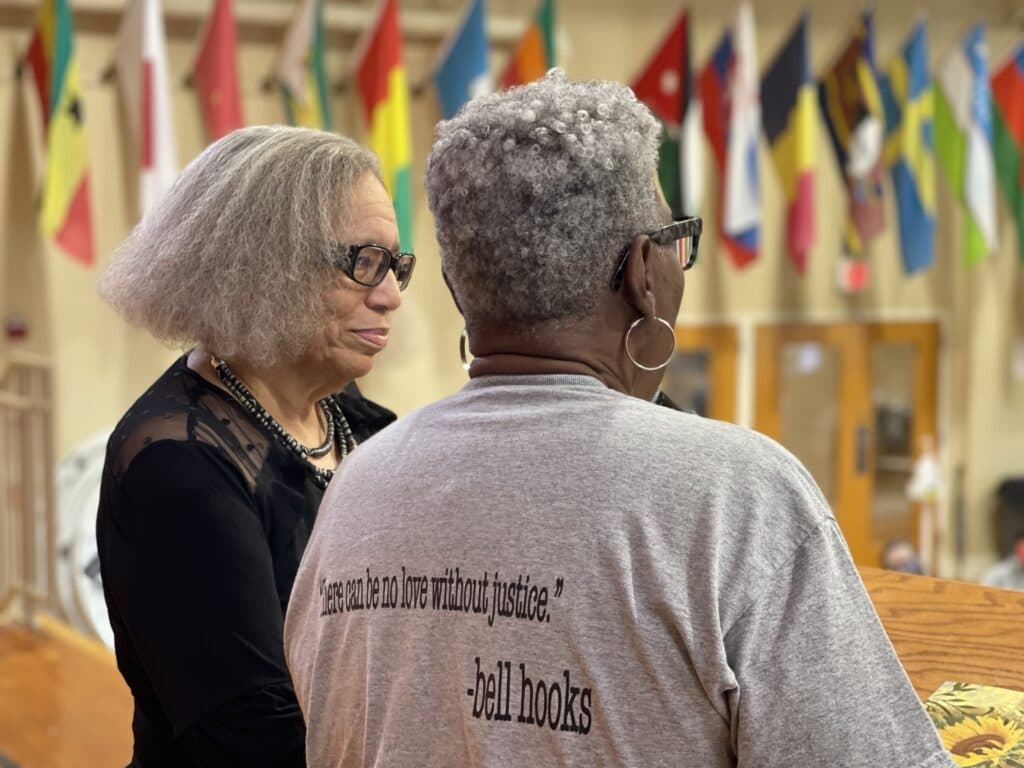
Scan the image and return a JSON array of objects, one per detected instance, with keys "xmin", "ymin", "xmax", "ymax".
[{"xmin": 339, "ymin": 380, "xmax": 834, "ymax": 543}]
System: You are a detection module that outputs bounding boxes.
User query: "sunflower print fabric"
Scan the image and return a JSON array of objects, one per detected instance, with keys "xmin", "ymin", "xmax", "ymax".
[{"xmin": 926, "ymin": 682, "xmax": 1024, "ymax": 767}]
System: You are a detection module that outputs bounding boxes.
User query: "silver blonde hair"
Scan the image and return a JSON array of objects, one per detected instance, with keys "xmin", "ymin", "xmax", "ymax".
[
  {"xmin": 425, "ymin": 69, "xmax": 662, "ymax": 330},
  {"xmin": 99, "ymin": 125, "xmax": 382, "ymax": 367}
]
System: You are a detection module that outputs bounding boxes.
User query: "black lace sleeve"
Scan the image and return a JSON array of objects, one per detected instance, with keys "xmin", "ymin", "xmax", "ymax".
[{"xmin": 98, "ymin": 439, "xmax": 305, "ymax": 767}]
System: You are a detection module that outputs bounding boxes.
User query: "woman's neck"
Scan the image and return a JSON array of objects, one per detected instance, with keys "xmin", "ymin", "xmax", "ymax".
[
  {"xmin": 466, "ymin": 310, "xmax": 664, "ymax": 399},
  {"xmin": 187, "ymin": 346, "xmax": 337, "ymax": 451},
  {"xmin": 468, "ymin": 353, "xmax": 623, "ymax": 392},
  {"xmin": 466, "ymin": 317, "xmax": 633, "ymax": 394}
]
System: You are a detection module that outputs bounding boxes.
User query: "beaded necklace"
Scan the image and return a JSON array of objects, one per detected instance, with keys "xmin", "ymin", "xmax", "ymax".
[{"xmin": 210, "ymin": 355, "xmax": 355, "ymax": 489}]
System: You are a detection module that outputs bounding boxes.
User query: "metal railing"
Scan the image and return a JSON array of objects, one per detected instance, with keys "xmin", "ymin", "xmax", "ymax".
[{"xmin": 0, "ymin": 349, "xmax": 57, "ymax": 626}]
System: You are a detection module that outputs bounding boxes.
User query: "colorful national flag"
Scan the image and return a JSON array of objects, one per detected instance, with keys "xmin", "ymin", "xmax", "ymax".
[
  {"xmin": 631, "ymin": 11, "xmax": 702, "ymax": 219},
  {"xmin": 434, "ymin": 0, "xmax": 491, "ymax": 119},
  {"xmin": 354, "ymin": 0, "xmax": 413, "ymax": 249},
  {"xmin": 760, "ymin": 13, "xmax": 815, "ymax": 273},
  {"xmin": 699, "ymin": 3, "xmax": 760, "ymax": 268},
  {"xmin": 193, "ymin": 0, "xmax": 244, "ymax": 142},
  {"xmin": 991, "ymin": 46, "xmax": 1024, "ymax": 263},
  {"xmin": 275, "ymin": 0, "xmax": 331, "ymax": 130},
  {"xmin": 500, "ymin": 0, "xmax": 555, "ymax": 89},
  {"xmin": 935, "ymin": 24, "xmax": 997, "ymax": 266},
  {"xmin": 879, "ymin": 22, "xmax": 935, "ymax": 274},
  {"xmin": 115, "ymin": 0, "xmax": 178, "ymax": 214},
  {"xmin": 819, "ymin": 12, "xmax": 886, "ymax": 256},
  {"xmin": 25, "ymin": 0, "xmax": 95, "ymax": 265}
]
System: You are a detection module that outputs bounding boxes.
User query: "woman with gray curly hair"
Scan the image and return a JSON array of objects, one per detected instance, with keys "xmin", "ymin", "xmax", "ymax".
[
  {"xmin": 285, "ymin": 72, "xmax": 952, "ymax": 767},
  {"xmin": 96, "ymin": 125, "xmax": 414, "ymax": 767}
]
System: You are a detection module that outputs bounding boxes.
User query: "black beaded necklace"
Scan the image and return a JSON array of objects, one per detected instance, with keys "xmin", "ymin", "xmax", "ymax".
[{"xmin": 210, "ymin": 356, "xmax": 355, "ymax": 490}]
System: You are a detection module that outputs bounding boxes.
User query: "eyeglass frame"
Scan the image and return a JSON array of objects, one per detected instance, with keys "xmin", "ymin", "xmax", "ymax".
[
  {"xmin": 328, "ymin": 242, "xmax": 417, "ymax": 291},
  {"xmin": 610, "ymin": 216, "xmax": 703, "ymax": 290}
]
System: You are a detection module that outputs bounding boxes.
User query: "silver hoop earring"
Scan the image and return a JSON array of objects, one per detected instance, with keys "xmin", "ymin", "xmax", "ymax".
[
  {"xmin": 624, "ymin": 316, "xmax": 676, "ymax": 372},
  {"xmin": 459, "ymin": 328, "xmax": 471, "ymax": 371}
]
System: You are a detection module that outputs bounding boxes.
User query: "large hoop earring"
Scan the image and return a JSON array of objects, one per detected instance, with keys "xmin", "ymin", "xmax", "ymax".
[
  {"xmin": 624, "ymin": 316, "xmax": 676, "ymax": 372},
  {"xmin": 459, "ymin": 328, "xmax": 472, "ymax": 371}
]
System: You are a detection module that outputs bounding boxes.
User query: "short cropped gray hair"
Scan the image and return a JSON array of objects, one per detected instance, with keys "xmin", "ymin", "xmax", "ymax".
[
  {"xmin": 99, "ymin": 125, "xmax": 382, "ymax": 367},
  {"xmin": 425, "ymin": 69, "xmax": 663, "ymax": 329}
]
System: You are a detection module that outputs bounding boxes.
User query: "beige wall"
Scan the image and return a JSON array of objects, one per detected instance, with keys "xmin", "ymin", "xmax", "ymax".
[{"xmin": 1, "ymin": 0, "xmax": 1022, "ymax": 578}]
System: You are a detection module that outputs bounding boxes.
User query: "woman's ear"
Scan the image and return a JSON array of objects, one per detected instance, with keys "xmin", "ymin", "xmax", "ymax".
[
  {"xmin": 441, "ymin": 268, "xmax": 465, "ymax": 318},
  {"xmin": 621, "ymin": 234, "xmax": 656, "ymax": 319}
]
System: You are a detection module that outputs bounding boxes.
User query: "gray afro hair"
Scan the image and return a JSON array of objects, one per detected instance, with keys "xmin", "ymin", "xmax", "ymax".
[
  {"xmin": 99, "ymin": 125, "xmax": 382, "ymax": 367},
  {"xmin": 425, "ymin": 69, "xmax": 663, "ymax": 330}
]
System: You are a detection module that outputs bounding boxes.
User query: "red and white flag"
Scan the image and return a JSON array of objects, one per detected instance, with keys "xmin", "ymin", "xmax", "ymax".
[{"xmin": 115, "ymin": 0, "xmax": 178, "ymax": 214}]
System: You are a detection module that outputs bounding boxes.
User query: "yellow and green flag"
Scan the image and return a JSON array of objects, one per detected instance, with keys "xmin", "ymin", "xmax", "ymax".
[
  {"xmin": 274, "ymin": 0, "xmax": 331, "ymax": 130},
  {"xmin": 25, "ymin": 0, "xmax": 94, "ymax": 266},
  {"xmin": 353, "ymin": 0, "xmax": 412, "ymax": 248},
  {"xmin": 500, "ymin": 0, "xmax": 555, "ymax": 89}
]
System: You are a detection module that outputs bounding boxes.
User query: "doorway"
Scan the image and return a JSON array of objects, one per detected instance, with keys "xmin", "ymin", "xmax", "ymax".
[{"xmin": 754, "ymin": 322, "xmax": 940, "ymax": 567}]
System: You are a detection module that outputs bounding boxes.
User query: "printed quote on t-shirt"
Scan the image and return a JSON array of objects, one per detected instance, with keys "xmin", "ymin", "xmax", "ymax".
[{"xmin": 318, "ymin": 567, "xmax": 593, "ymax": 735}]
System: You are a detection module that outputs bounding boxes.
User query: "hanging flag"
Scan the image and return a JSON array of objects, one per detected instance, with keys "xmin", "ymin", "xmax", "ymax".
[
  {"xmin": 991, "ymin": 46, "xmax": 1024, "ymax": 263},
  {"xmin": 354, "ymin": 0, "xmax": 413, "ymax": 248},
  {"xmin": 631, "ymin": 10, "xmax": 702, "ymax": 219},
  {"xmin": 837, "ymin": 257, "xmax": 870, "ymax": 292},
  {"xmin": 699, "ymin": 4, "xmax": 760, "ymax": 269},
  {"xmin": 722, "ymin": 3, "xmax": 760, "ymax": 267},
  {"xmin": 935, "ymin": 24, "xmax": 997, "ymax": 266},
  {"xmin": 275, "ymin": 0, "xmax": 331, "ymax": 130},
  {"xmin": 193, "ymin": 0, "xmax": 244, "ymax": 142},
  {"xmin": 819, "ymin": 12, "xmax": 886, "ymax": 256},
  {"xmin": 879, "ymin": 22, "xmax": 935, "ymax": 274},
  {"xmin": 115, "ymin": 0, "xmax": 178, "ymax": 214},
  {"xmin": 434, "ymin": 0, "xmax": 491, "ymax": 119},
  {"xmin": 500, "ymin": 0, "xmax": 555, "ymax": 89},
  {"xmin": 24, "ymin": 0, "xmax": 95, "ymax": 265},
  {"xmin": 760, "ymin": 13, "xmax": 815, "ymax": 273}
]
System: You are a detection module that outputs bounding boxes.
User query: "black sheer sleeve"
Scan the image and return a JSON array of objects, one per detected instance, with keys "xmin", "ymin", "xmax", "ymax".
[{"xmin": 100, "ymin": 439, "xmax": 306, "ymax": 767}]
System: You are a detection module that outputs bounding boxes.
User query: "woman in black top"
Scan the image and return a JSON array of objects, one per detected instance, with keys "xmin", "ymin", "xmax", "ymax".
[{"xmin": 95, "ymin": 126, "xmax": 415, "ymax": 767}]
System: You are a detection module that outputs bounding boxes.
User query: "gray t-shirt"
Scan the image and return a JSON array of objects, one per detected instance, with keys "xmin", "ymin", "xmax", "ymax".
[{"xmin": 285, "ymin": 375, "xmax": 954, "ymax": 768}]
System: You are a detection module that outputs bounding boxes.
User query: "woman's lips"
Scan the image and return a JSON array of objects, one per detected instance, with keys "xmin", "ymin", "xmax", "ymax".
[{"xmin": 352, "ymin": 329, "xmax": 389, "ymax": 349}]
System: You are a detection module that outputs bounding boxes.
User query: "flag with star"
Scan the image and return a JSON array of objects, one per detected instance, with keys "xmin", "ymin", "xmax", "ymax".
[
  {"xmin": 193, "ymin": 0, "xmax": 244, "ymax": 141},
  {"xmin": 25, "ymin": 0, "xmax": 95, "ymax": 265}
]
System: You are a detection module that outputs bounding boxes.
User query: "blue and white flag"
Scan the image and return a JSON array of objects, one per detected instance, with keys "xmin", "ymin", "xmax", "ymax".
[
  {"xmin": 722, "ymin": 1, "xmax": 760, "ymax": 266},
  {"xmin": 434, "ymin": 0, "xmax": 491, "ymax": 118}
]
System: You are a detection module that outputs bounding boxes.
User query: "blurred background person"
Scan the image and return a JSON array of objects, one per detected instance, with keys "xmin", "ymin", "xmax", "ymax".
[
  {"xmin": 284, "ymin": 71, "xmax": 952, "ymax": 768},
  {"xmin": 95, "ymin": 125, "xmax": 413, "ymax": 767},
  {"xmin": 881, "ymin": 538, "xmax": 925, "ymax": 574},
  {"xmin": 982, "ymin": 532, "xmax": 1024, "ymax": 591}
]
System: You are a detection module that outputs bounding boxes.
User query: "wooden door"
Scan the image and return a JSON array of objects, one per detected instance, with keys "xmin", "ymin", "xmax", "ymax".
[
  {"xmin": 754, "ymin": 322, "xmax": 941, "ymax": 568},
  {"xmin": 755, "ymin": 324, "xmax": 875, "ymax": 565}
]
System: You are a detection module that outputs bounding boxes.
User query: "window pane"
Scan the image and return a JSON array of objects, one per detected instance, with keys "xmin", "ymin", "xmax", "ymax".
[
  {"xmin": 660, "ymin": 350, "xmax": 710, "ymax": 417},
  {"xmin": 779, "ymin": 342, "xmax": 839, "ymax": 503}
]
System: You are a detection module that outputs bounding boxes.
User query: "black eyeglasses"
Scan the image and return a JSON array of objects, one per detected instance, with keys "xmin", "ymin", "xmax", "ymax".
[
  {"xmin": 328, "ymin": 242, "xmax": 416, "ymax": 291},
  {"xmin": 610, "ymin": 216, "xmax": 702, "ymax": 290}
]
